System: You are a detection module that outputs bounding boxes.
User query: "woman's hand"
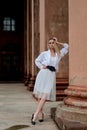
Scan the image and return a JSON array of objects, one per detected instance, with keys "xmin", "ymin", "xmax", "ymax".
[
  {"xmin": 42, "ymin": 64, "xmax": 47, "ymax": 69},
  {"xmin": 53, "ymin": 37, "xmax": 64, "ymax": 46}
]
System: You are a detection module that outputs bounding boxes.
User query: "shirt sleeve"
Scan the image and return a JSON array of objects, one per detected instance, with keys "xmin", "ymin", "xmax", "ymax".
[
  {"xmin": 60, "ymin": 43, "xmax": 69, "ymax": 57},
  {"xmin": 35, "ymin": 52, "xmax": 45, "ymax": 69}
]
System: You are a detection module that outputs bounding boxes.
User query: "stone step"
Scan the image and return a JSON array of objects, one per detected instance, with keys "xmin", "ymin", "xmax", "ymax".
[{"xmin": 51, "ymin": 106, "xmax": 87, "ymax": 130}]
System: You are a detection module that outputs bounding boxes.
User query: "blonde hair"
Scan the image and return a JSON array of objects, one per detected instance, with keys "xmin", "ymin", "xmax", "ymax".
[{"xmin": 52, "ymin": 37, "xmax": 61, "ymax": 57}]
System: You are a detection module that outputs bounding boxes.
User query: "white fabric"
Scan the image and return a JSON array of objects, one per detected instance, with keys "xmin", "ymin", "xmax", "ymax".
[
  {"xmin": 33, "ymin": 69, "xmax": 56, "ymax": 101},
  {"xmin": 49, "ymin": 56, "xmax": 57, "ymax": 66},
  {"xmin": 35, "ymin": 43, "xmax": 69, "ymax": 72},
  {"xmin": 33, "ymin": 43, "xmax": 69, "ymax": 101}
]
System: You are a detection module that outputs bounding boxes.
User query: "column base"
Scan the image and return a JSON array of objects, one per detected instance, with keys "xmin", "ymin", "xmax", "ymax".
[
  {"xmin": 24, "ymin": 75, "xmax": 29, "ymax": 86},
  {"xmin": 64, "ymin": 85, "xmax": 87, "ymax": 108},
  {"xmin": 51, "ymin": 102, "xmax": 87, "ymax": 130},
  {"xmin": 27, "ymin": 76, "xmax": 35, "ymax": 91}
]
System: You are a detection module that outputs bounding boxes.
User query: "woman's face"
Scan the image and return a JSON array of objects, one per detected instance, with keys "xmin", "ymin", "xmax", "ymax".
[{"xmin": 48, "ymin": 39, "xmax": 55, "ymax": 49}]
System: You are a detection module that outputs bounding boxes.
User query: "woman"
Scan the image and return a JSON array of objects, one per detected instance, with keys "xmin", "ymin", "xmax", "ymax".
[{"xmin": 31, "ymin": 37, "xmax": 69, "ymax": 125}]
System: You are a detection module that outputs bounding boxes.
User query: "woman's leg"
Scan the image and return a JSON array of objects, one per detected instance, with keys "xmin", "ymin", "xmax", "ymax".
[
  {"xmin": 32, "ymin": 98, "xmax": 46, "ymax": 121},
  {"xmin": 38, "ymin": 99, "xmax": 43, "ymax": 119},
  {"xmin": 37, "ymin": 99, "xmax": 44, "ymax": 121}
]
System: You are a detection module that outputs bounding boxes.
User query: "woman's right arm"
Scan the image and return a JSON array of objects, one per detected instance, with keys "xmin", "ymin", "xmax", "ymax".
[{"xmin": 35, "ymin": 52, "xmax": 46, "ymax": 69}]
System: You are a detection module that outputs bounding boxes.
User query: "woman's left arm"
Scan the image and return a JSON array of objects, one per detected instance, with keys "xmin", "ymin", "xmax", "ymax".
[{"xmin": 59, "ymin": 43, "xmax": 69, "ymax": 57}]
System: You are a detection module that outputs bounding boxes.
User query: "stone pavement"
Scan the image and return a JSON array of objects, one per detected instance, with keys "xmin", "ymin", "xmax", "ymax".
[{"xmin": 0, "ymin": 83, "xmax": 60, "ymax": 130}]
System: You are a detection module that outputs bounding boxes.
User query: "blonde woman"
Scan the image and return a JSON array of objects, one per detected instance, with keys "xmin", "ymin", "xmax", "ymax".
[{"xmin": 31, "ymin": 37, "xmax": 69, "ymax": 125}]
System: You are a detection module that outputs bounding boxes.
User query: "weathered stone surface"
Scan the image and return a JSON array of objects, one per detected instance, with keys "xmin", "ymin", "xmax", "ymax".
[
  {"xmin": 45, "ymin": 0, "xmax": 69, "ymax": 78},
  {"xmin": 51, "ymin": 106, "xmax": 87, "ymax": 130},
  {"xmin": 64, "ymin": 86, "xmax": 87, "ymax": 108},
  {"xmin": 56, "ymin": 102, "xmax": 87, "ymax": 123}
]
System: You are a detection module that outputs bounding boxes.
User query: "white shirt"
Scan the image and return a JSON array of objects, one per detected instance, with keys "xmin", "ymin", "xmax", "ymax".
[{"xmin": 35, "ymin": 43, "xmax": 69, "ymax": 72}]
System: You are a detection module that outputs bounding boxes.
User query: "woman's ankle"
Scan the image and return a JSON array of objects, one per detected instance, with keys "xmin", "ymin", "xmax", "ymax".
[
  {"xmin": 38, "ymin": 112, "xmax": 44, "ymax": 119},
  {"xmin": 33, "ymin": 112, "xmax": 38, "ymax": 121}
]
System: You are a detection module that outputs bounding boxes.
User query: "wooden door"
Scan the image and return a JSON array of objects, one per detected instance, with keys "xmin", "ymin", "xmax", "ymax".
[{"xmin": 0, "ymin": 0, "xmax": 24, "ymax": 81}]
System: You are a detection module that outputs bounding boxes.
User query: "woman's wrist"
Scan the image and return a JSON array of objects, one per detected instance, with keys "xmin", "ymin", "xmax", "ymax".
[{"xmin": 57, "ymin": 42, "xmax": 64, "ymax": 46}]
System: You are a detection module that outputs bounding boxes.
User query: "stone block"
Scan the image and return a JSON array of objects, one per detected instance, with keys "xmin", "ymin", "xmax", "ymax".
[{"xmin": 51, "ymin": 107, "xmax": 87, "ymax": 130}]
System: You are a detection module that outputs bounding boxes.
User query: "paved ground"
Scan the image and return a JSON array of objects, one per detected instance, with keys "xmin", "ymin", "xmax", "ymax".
[{"xmin": 0, "ymin": 83, "xmax": 60, "ymax": 130}]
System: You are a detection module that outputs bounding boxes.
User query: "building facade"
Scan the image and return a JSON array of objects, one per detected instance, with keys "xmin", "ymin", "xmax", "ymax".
[
  {"xmin": 0, "ymin": 0, "xmax": 87, "ymax": 127},
  {"xmin": 0, "ymin": 0, "xmax": 68, "ymax": 85}
]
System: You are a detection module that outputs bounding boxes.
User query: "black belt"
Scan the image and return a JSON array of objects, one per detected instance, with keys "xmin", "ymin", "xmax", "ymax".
[{"xmin": 46, "ymin": 66, "xmax": 56, "ymax": 72}]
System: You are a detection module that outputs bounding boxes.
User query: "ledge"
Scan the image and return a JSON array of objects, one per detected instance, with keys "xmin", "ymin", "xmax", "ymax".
[{"xmin": 51, "ymin": 106, "xmax": 87, "ymax": 130}]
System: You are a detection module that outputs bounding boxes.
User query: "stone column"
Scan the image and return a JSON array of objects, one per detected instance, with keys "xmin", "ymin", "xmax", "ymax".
[
  {"xmin": 64, "ymin": 0, "xmax": 87, "ymax": 109},
  {"xmin": 64, "ymin": 0, "xmax": 87, "ymax": 111},
  {"xmin": 24, "ymin": 0, "xmax": 32, "ymax": 86},
  {"xmin": 39, "ymin": 0, "xmax": 45, "ymax": 52},
  {"xmin": 27, "ymin": 0, "xmax": 40, "ymax": 90},
  {"xmin": 54, "ymin": 0, "xmax": 87, "ymax": 129},
  {"xmin": 24, "ymin": 0, "xmax": 30, "ymax": 85},
  {"xmin": 27, "ymin": 0, "xmax": 35, "ymax": 90}
]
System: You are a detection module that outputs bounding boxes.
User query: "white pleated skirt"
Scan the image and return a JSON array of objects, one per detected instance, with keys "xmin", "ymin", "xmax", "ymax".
[{"xmin": 33, "ymin": 69, "xmax": 56, "ymax": 101}]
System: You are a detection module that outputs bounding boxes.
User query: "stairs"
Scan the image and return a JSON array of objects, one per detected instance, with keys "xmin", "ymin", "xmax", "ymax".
[{"xmin": 56, "ymin": 78, "xmax": 69, "ymax": 101}]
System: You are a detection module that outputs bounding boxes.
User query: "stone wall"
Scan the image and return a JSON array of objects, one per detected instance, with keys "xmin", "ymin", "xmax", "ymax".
[{"xmin": 45, "ymin": 0, "xmax": 69, "ymax": 78}]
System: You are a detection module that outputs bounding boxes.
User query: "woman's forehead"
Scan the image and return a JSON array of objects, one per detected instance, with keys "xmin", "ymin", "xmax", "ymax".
[{"xmin": 49, "ymin": 39, "xmax": 54, "ymax": 43}]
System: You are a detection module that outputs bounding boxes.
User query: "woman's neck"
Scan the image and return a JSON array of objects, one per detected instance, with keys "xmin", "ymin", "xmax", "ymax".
[{"xmin": 50, "ymin": 49, "xmax": 56, "ymax": 56}]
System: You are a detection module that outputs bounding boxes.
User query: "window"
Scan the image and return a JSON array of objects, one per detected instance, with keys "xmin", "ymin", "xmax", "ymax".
[{"xmin": 3, "ymin": 17, "xmax": 15, "ymax": 31}]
